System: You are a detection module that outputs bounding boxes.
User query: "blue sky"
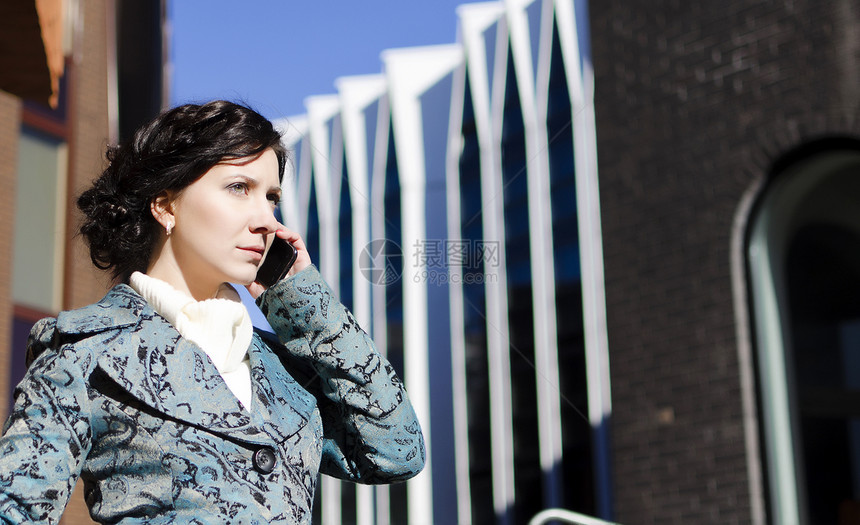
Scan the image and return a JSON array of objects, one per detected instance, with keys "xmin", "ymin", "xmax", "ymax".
[{"xmin": 169, "ymin": 1, "xmax": 485, "ymax": 120}]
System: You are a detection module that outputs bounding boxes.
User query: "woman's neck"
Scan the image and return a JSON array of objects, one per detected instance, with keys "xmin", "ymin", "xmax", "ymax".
[
  {"xmin": 145, "ymin": 261, "xmax": 223, "ymax": 301},
  {"xmin": 144, "ymin": 239, "xmax": 225, "ymax": 301}
]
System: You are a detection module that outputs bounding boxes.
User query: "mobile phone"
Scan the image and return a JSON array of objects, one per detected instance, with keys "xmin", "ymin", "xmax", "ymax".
[{"xmin": 256, "ymin": 236, "xmax": 298, "ymax": 287}]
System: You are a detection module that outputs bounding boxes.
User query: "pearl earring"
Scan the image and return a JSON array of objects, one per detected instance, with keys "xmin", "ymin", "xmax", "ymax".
[{"xmin": 166, "ymin": 222, "xmax": 173, "ymax": 236}]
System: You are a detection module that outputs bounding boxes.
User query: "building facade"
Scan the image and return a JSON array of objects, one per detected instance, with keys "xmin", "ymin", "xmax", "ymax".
[
  {"xmin": 4, "ymin": 0, "xmax": 860, "ymax": 524},
  {"xmin": 276, "ymin": 1, "xmax": 609, "ymax": 523},
  {"xmin": 0, "ymin": 1, "xmax": 166, "ymax": 523},
  {"xmin": 276, "ymin": 0, "xmax": 860, "ymax": 524},
  {"xmin": 590, "ymin": 1, "xmax": 860, "ymax": 524}
]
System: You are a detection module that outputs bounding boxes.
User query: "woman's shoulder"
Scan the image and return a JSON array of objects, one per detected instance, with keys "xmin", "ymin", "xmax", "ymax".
[
  {"xmin": 26, "ymin": 284, "xmax": 147, "ymax": 367},
  {"xmin": 56, "ymin": 284, "xmax": 145, "ymax": 334}
]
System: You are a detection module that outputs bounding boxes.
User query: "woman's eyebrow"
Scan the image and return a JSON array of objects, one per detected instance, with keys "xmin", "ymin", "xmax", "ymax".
[
  {"xmin": 230, "ymin": 174, "xmax": 260, "ymax": 186},
  {"xmin": 228, "ymin": 174, "xmax": 257, "ymax": 183},
  {"xmin": 228, "ymin": 174, "xmax": 280, "ymax": 194}
]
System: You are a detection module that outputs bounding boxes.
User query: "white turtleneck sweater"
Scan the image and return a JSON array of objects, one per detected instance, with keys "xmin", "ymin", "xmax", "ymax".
[{"xmin": 129, "ymin": 272, "xmax": 254, "ymax": 411}]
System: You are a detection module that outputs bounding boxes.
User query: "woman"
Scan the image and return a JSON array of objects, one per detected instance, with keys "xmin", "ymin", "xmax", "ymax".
[{"xmin": 0, "ymin": 101, "xmax": 424, "ymax": 523}]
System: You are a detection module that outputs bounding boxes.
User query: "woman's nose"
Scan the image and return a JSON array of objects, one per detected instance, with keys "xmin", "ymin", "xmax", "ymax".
[{"xmin": 250, "ymin": 205, "xmax": 279, "ymax": 234}]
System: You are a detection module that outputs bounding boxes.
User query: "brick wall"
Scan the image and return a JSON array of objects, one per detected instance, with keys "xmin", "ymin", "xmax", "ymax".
[
  {"xmin": 64, "ymin": 0, "xmax": 113, "ymax": 311},
  {"xmin": 61, "ymin": 1, "xmax": 110, "ymax": 522},
  {"xmin": 1, "ymin": 0, "xmax": 155, "ymax": 521},
  {"xmin": 0, "ymin": 93, "xmax": 21, "ymax": 421},
  {"xmin": 589, "ymin": 1, "xmax": 860, "ymax": 523}
]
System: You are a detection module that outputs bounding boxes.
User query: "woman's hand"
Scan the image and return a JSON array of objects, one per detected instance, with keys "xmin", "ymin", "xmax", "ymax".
[{"xmin": 246, "ymin": 225, "xmax": 312, "ymax": 299}]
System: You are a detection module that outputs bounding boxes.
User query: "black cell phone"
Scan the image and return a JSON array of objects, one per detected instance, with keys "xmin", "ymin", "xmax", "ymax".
[{"xmin": 256, "ymin": 236, "xmax": 298, "ymax": 287}]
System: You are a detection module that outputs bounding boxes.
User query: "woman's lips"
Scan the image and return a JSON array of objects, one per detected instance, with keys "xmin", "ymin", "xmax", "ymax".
[{"xmin": 239, "ymin": 246, "xmax": 265, "ymax": 260}]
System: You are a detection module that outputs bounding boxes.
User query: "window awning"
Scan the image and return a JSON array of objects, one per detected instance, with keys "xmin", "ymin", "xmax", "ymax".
[{"xmin": 0, "ymin": 0, "xmax": 65, "ymax": 108}]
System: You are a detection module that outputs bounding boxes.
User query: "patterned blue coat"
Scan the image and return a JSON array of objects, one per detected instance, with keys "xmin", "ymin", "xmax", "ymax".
[{"xmin": 0, "ymin": 266, "xmax": 424, "ymax": 524}]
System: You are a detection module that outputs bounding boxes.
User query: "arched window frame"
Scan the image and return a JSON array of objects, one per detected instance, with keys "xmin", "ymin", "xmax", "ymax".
[{"xmin": 746, "ymin": 141, "xmax": 860, "ymax": 525}]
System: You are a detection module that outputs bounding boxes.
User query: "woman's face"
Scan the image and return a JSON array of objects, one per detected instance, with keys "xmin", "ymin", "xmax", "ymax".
[{"xmin": 166, "ymin": 148, "xmax": 281, "ymax": 293}]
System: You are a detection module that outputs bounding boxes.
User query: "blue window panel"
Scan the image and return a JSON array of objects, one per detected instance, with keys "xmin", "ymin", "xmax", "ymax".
[
  {"xmin": 363, "ymin": 100, "xmax": 379, "ymax": 181},
  {"xmin": 338, "ymin": 147, "xmax": 354, "ymax": 313},
  {"xmin": 306, "ymin": 169, "xmax": 321, "ymax": 266},
  {"xmin": 382, "ymin": 118, "xmax": 408, "ymax": 525},
  {"xmin": 420, "ymin": 71, "xmax": 457, "ymax": 525},
  {"xmin": 483, "ymin": 22, "xmax": 499, "ymax": 90},
  {"xmin": 574, "ymin": 0, "xmax": 592, "ymax": 80},
  {"xmin": 383, "ymin": 123, "xmax": 403, "ymax": 376},
  {"xmin": 547, "ymin": 15, "xmax": 598, "ymax": 517},
  {"xmin": 458, "ymin": 75, "xmax": 495, "ymax": 525},
  {"xmin": 526, "ymin": 0, "xmax": 543, "ymax": 83},
  {"xmin": 500, "ymin": 47, "xmax": 542, "ymax": 523},
  {"xmin": 383, "ymin": 126, "xmax": 403, "ymax": 375},
  {"xmin": 291, "ymin": 138, "xmax": 303, "ymax": 187},
  {"xmin": 326, "ymin": 115, "xmax": 338, "ymax": 162},
  {"xmin": 420, "ymin": 72, "xmax": 453, "ymax": 186},
  {"xmin": 363, "ymin": 100, "xmax": 380, "ymax": 338},
  {"xmin": 339, "ymin": 151, "xmax": 357, "ymax": 525}
]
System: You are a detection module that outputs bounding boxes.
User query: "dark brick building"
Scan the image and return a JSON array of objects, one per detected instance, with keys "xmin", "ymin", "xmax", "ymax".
[
  {"xmin": 4, "ymin": 1, "xmax": 856, "ymax": 523},
  {"xmin": 590, "ymin": 1, "xmax": 860, "ymax": 523},
  {"xmin": 0, "ymin": 1, "xmax": 166, "ymax": 522}
]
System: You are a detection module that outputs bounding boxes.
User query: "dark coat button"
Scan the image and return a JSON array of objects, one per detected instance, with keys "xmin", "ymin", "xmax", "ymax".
[{"xmin": 253, "ymin": 446, "xmax": 277, "ymax": 474}]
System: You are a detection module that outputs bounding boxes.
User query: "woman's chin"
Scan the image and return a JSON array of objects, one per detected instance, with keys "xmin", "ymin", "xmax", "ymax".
[
  {"xmin": 235, "ymin": 276, "xmax": 256, "ymax": 286},
  {"xmin": 222, "ymin": 269, "xmax": 257, "ymax": 287},
  {"xmin": 239, "ymin": 265, "xmax": 261, "ymax": 284}
]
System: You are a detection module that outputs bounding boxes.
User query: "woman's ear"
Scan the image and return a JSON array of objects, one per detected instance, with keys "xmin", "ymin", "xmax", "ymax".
[{"xmin": 150, "ymin": 191, "xmax": 176, "ymax": 232}]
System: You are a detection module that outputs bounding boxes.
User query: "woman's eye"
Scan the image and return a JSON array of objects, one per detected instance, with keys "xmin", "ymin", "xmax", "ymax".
[
  {"xmin": 267, "ymin": 193, "xmax": 281, "ymax": 206},
  {"xmin": 227, "ymin": 182, "xmax": 249, "ymax": 195}
]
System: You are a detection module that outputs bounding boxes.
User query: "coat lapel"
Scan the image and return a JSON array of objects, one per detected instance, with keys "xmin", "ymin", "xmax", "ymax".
[
  {"xmin": 57, "ymin": 285, "xmax": 274, "ymax": 445},
  {"xmin": 247, "ymin": 332, "xmax": 318, "ymax": 440}
]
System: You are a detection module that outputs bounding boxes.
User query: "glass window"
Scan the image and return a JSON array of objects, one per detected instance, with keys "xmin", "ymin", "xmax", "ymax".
[
  {"xmin": 363, "ymin": 101, "xmax": 379, "ymax": 181},
  {"xmin": 748, "ymin": 146, "xmax": 860, "ymax": 525},
  {"xmin": 13, "ymin": 127, "xmax": 67, "ymax": 313},
  {"xmin": 382, "ymin": 119, "xmax": 408, "ymax": 524},
  {"xmin": 547, "ymin": 18, "xmax": 596, "ymax": 515},
  {"xmin": 526, "ymin": 0, "xmax": 542, "ymax": 82},
  {"xmin": 458, "ymin": 76, "xmax": 495, "ymax": 525},
  {"xmin": 334, "ymin": 145, "xmax": 357, "ymax": 525},
  {"xmin": 787, "ymin": 223, "xmax": 860, "ymax": 524},
  {"xmin": 338, "ymin": 147, "xmax": 354, "ymax": 312},
  {"xmin": 500, "ymin": 46, "xmax": 542, "ymax": 524},
  {"xmin": 305, "ymin": 168, "xmax": 320, "ymax": 266},
  {"xmin": 483, "ymin": 24, "xmax": 498, "ymax": 93},
  {"xmin": 384, "ymin": 123, "xmax": 404, "ymax": 378}
]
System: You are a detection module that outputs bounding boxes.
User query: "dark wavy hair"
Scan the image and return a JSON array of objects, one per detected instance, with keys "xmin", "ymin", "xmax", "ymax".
[{"xmin": 77, "ymin": 100, "xmax": 288, "ymax": 282}]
